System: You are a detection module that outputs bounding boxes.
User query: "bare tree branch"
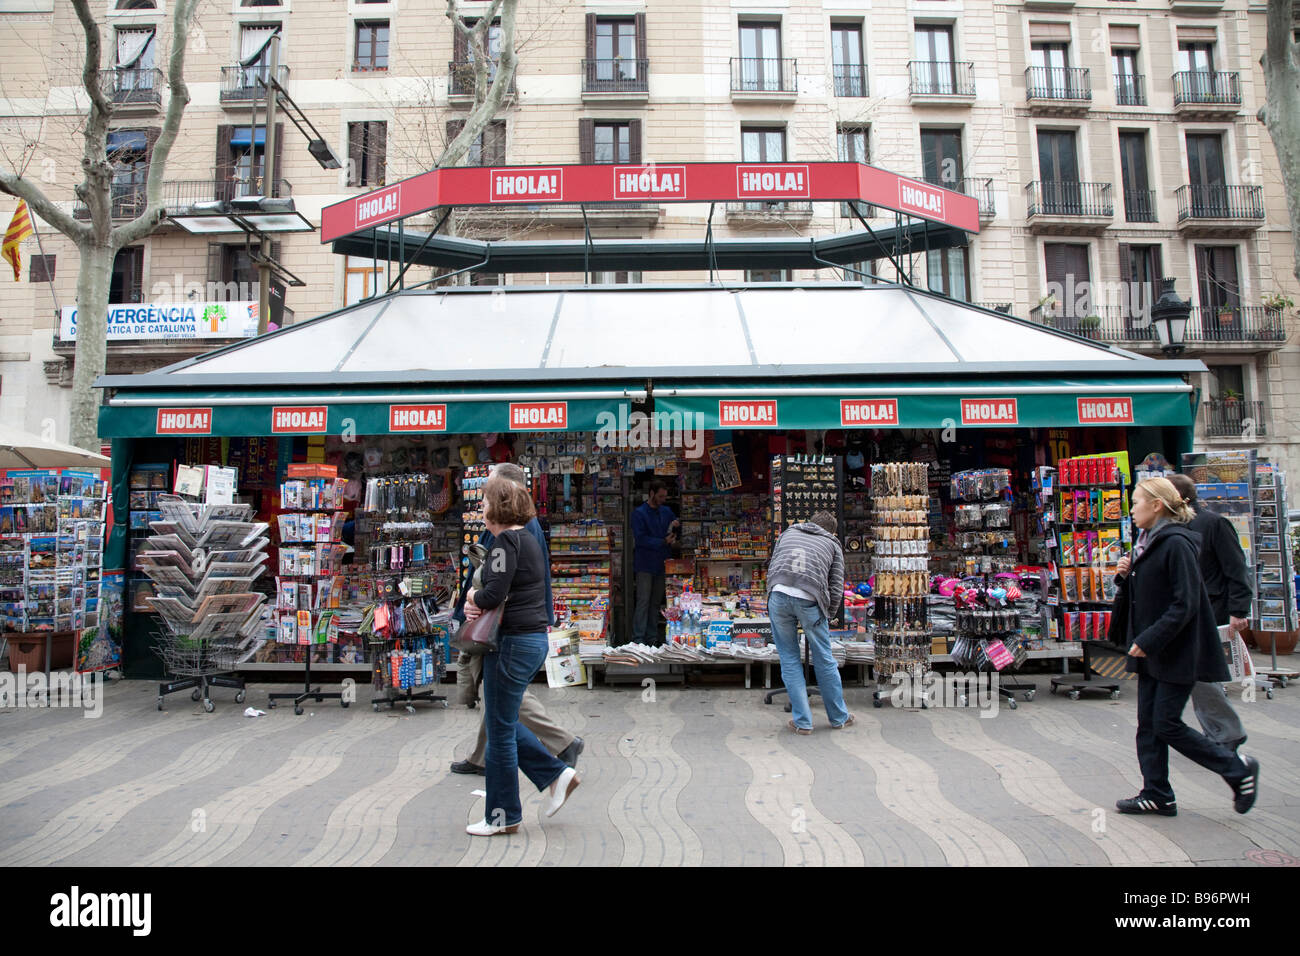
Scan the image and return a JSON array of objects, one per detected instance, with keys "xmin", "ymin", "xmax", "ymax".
[
  {"xmin": 71, "ymin": 0, "xmax": 115, "ymax": 243},
  {"xmin": 115, "ymin": 0, "xmax": 199, "ymax": 246},
  {"xmin": 441, "ymin": 0, "xmax": 517, "ymax": 169}
]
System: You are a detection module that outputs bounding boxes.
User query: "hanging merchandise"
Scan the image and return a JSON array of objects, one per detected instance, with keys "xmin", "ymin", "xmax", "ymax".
[
  {"xmin": 870, "ymin": 462, "xmax": 932, "ymax": 707},
  {"xmin": 947, "ymin": 583, "xmax": 1032, "ymax": 708}
]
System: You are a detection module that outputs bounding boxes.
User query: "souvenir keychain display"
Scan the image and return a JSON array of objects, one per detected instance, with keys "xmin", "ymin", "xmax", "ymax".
[
  {"xmin": 947, "ymin": 580, "xmax": 1035, "ymax": 708},
  {"xmin": 770, "ymin": 454, "xmax": 844, "ymax": 538},
  {"xmin": 950, "ymin": 468, "xmax": 1017, "ymax": 576},
  {"xmin": 870, "ymin": 462, "xmax": 933, "ymax": 707}
]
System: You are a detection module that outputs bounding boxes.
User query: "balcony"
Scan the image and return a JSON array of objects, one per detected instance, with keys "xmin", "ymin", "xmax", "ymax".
[
  {"xmin": 219, "ymin": 64, "xmax": 289, "ymax": 105},
  {"xmin": 1113, "ymin": 73, "xmax": 1146, "ymax": 106},
  {"xmin": 1028, "ymin": 306, "xmax": 1155, "ymax": 344},
  {"xmin": 1203, "ymin": 399, "xmax": 1266, "ymax": 440},
  {"xmin": 1188, "ymin": 305, "xmax": 1286, "ymax": 344},
  {"xmin": 726, "ymin": 200, "xmax": 814, "ymax": 224},
  {"xmin": 100, "ymin": 68, "xmax": 163, "ymax": 111},
  {"xmin": 973, "ymin": 301, "xmax": 1013, "ymax": 314},
  {"xmin": 730, "ymin": 57, "xmax": 797, "ymax": 100},
  {"xmin": 908, "ymin": 61, "xmax": 975, "ymax": 104},
  {"xmin": 924, "ymin": 176, "xmax": 995, "ymax": 221},
  {"xmin": 1123, "ymin": 188, "xmax": 1158, "ymax": 223},
  {"xmin": 581, "ymin": 58, "xmax": 649, "ymax": 100},
  {"xmin": 73, "ymin": 185, "xmax": 147, "ymax": 221},
  {"xmin": 161, "ymin": 177, "xmax": 292, "ymax": 215},
  {"xmin": 1172, "ymin": 71, "xmax": 1241, "ymax": 117},
  {"xmin": 1175, "ymin": 184, "xmax": 1264, "ymax": 235},
  {"xmin": 1025, "ymin": 66, "xmax": 1091, "ymax": 113},
  {"xmin": 448, "ymin": 60, "xmax": 516, "ymax": 105},
  {"xmin": 833, "ymin": 63, "xmax": 868, "ymax": 97},
  {"xmin": 1025, "ymin": 181, "xmax": 1113, "ymax": 233}
]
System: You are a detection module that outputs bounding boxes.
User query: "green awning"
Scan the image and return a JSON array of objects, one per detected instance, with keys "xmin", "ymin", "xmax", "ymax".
[
  {"xmin": 652, "ymin": 377, "xmax": 1194, "ymax": 430},
  {"xmin": 98, "ymin": 386, "xmax": 643, "ymax": 438}
]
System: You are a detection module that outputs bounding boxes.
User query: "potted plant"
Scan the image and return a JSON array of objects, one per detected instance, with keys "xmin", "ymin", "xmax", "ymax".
[
  {"xmin": 1220, "ymin": 387, "xmax": 1242, "ymax": 406},
  {"xmin": 1260, "ymin": 291, "xmax": 1295, "ymax": 316},
  {"xmin": 1216, "ymin": 304, "xmax": 1237, "ymax": 325},
  {"xmin": 1035, "ymin": 293, "xmax": 1058, "ymax": 323},
  {"xmin": 1078, "ymin": 314, "xmax": 1101, "ymax": 334}
]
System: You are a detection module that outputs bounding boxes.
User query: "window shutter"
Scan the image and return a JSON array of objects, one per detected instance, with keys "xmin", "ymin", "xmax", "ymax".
[
  {"xmin": 373, "ymin": 122, "xmax": 387, "ymax": 184},
  {"xmin": 1117, "ymin": 242, "xmax": 1131, "ymax": 286},
  {"xmin": 579, "ymin": 118, "xmax": 595, "ymax": 164},
  {"xmin": 273, "ymin": 121, "xmax": 284, "ymax": 196},
  {"xmin": 1029, "ymin": 22, "xmax": 1072, "ymax": 42},
  {"xmin": 124, "ymin": 247, "xmax": 143, "ymax": 303},
  {"xmin": 215, "ymin": 124, "xmax": 234, "ymax": 203},
  {"xmin": 446, "ymin": 118, "xmax": 465, "ymax": 154},
  {"xmin": 453, "ymin": 20, "xmax": 469, "ymax": 65},
  {"xmin": 634, "ymin": 13, "xmax": 647, "ymax": 62},
  {"xmin": 585, "ymin": 13, "xmax": 597, "ymax": 61},
  {"xmin": 29, "ymin": 255, "xmax": 55, "ymax": 283},
  {"xmin": 629, "ymin": 119, "xmax": 642, "ymax": 164},
  {"xmin": 271, "ymin": 240, "xmax": 282, "ymax": 263},
  {"xmin": 486, "ymin": 121, "xmax": 506, "ymax": 165},
  {"xmin": 1176, "ymin": 26, "xmax": 1217, "ymax": 43},
  {"xmin": 347, "ymin": 122, "xmax": 363, "ymax": 186},
  {"xmin": 143, "ymin": 126, "xmax": 161, "ymax": 163},
  {"xmin": 1109, "ymin": 25, "xmax": 1140, "ymax": 47},
  {"xmin": 1150, "ymin": 244, "xmax": 1163, "ymax": 281},
  {"xmin": 207, "ymin": 242, "xmax": 222, "ymax": 285}
]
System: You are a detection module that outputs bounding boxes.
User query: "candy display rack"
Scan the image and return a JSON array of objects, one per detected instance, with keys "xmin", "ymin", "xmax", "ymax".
[
  {"xmin": 269, "ymin": 474, "xmax": 350, "ymax": 715},
  {"xmin": 1046, "ymin": 453, "xmax": 1129, "ymax": 701},
  {"xmin": 139, "ymin": 494, "xmax": 267, "ymax": 712},
  {"xmin": 870, "ymin": 461, "xmax": 932, "ymax": 708}
]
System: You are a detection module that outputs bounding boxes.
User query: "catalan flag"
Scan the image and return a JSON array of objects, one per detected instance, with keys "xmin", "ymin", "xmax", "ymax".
[{"xmin": 3, "ymin": 200, "xmax": 34, "ymax": 282}]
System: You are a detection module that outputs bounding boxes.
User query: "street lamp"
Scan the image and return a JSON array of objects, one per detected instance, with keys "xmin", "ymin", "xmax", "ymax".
[{"xmin": 1150, "ymin": 277, "xmax": 1190, "ymax": 356}]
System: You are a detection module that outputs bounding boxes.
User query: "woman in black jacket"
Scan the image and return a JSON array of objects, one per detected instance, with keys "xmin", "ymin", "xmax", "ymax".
[{"xmin": 1111, "ymin": 477, "xmax": 1259, "ymax": 817}]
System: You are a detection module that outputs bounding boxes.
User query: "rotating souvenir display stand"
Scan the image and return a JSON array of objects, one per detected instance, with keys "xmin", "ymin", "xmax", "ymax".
[
  {"xmin": 1046, "ymin": 454, "xmax": 1129, "ymax": 701},
  {"xmin": 269, "ymin": 475, "xmax": 350, "ymax": 715},
  {"xmin": 870, "ymin": 462, "xmax": 932, "ymax": 708},
  {"xmin": 949, "ymin": 468, "xmax": 1035, "ymax": 706},
  {"xmin": 138, "ymin": 494, "xmax": 267, "ymax": 712}
]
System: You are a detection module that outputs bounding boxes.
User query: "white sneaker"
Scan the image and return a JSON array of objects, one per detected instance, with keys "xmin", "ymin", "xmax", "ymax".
[
  {"xmin": 465, "ymin": 819, "xmax": 519, "ymax": 837},
  {"xmin": 545, "ymin": 767, "xmax": 580, "ymax": 818}
]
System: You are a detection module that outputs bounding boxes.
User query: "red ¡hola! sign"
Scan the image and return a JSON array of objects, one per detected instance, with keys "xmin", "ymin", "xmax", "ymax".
[
  {"xmin": 1076, "ymin": 397, "xmax": 1134, "ymax": 425},
  {"xmin": 320, "ymin": 162, "xmax": 981, "ymax": 242},
  {"xmin": 840, "ymin": 399, "xmax": 899, "ymax": 427},
  {"xmin": 271, "ymin": 405, "xmax": 329, "ymax": 433},
  {"xmin": 719, "ymin": 400, "xmax": 778, "ymax": 427},
  {"xmin": 509, "ymin": 401, "xmax": 568, "ymax": 429},
  {"xmin": 960, "ymin": 398, "xmax": 1018, "ymax": 425},
  {"xmin": 389, "ymin": 404, "xmax": 447, "ymax": 432},
  {"xmin": 156, "ymin": 408, "xmax": 212, "ymax": 435}
]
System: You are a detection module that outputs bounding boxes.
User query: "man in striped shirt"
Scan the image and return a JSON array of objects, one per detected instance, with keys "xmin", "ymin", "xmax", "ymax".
[{"xmin": 766, "ymin": 512, "xmax": 853, "ymax": 734}]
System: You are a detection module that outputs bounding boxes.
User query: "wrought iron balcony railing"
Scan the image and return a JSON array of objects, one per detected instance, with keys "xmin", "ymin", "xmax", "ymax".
[
  {"xmin": 219, "ymin": 64, "xmax": 290, "ymax": 102},
  {"xmin": 730, "ymin": 57, "xmax": 797, "ymax": 93},
  {"xmin": 908, "ymin": 60, "xmax": 975, "ymax": 96},
  {"xmin": 101, "ymin": 67, "xmax": 163, "ymax": 107},
  {"xmin": 581, "ymin": 57, "xmax": 649, "ymax": 93},
  {"xmin": 1026, "ymin": 180, "xmax": 1113, "ymax": 217},
  {"xmin": 1172, "ymin": 71, "xmax": 1241, "ymax": 107},
  {"xmin": 832, "ymin": 63, "xmax": 867, "ymax": 97},
  {"xmin": 1175, "ymin": 184, "xmax": 1264, "ymax": 221},
  {"xmin": 1025, "ymin": 65, "xmax": 1091, "ymax": 101}
]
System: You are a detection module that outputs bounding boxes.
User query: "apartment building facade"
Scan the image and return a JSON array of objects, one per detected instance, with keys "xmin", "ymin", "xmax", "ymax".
[{"xmin": 0, "ymin": 0, "xmax": 1296, "ymax": 469}]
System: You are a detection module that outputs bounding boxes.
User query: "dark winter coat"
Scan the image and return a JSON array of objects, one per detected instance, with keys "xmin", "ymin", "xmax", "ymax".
[
  {"xmin": 1186, "ymin": 507, "xmax": 1254, "ymax": 626},
  {"xmin": 1109, "ymin": 522, "xmax": 1230, "ymax": 684}
]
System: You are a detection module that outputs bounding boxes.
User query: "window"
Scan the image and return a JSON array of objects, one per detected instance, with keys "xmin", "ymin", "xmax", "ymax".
[
  {"xmin": 216, "ymin": 123, "xmax": 283, "ymax": 201},
  {"xmin": 1117, "ymin": 242, "xmax": 1162, "ymax": 323},
  {"xmin": 115, "ymin": 27, "xmax": 155, "ymax": 70},
  {"xmin": 238, "ymin": 24, "xmax": 280, "ymax": 93},
  {"xmin": 469, "ymin": 271, "xmax": 504, "ymax": 286},
  {"xmin": 1178, "ymin": 41, "xmax": 1215, "ymax": 74},
  {"xmin": 913, "ymin": 25, "xmax": 955, "ymax": 93},
  {"xmin": 29, "ymin": 255, "xmax": 54, "ymax": 283},
  {"xmin": 920, "ymin": 128, "xmax": 962, "ymax": 188},
  {"xmin": 927, "ymin": 247, "xmax": 970, "ymax": 301},
  {"xmin": 838, "ymin": 125, "xmax": 869, "ymax": 217},
  {"xmin": 241, "ymin": 0, "xmax": 282, "ymax": 6},
  {"xmin": 741, "ymin": 126, "xmax": 785, "ymax": 211},
  {"xmin": 447, "ymin": 119, "xmax": 506, "ymax": 166},
  {"xmin": 1036, "ymin": 129, "xmax": 1081, "ymax": 213},
  {"xmin": 108, "ymin": 129, "xmax": 152, "ymax": 218},
  {"xmin": 745, "ymin": 269, "xmax": 790, "ymax": 282},
  {"xmin": 453, "ymin": 17, "xmax": 504, "ymax": 91},
  {"xmin": 1206, "ymin": 364, "xmax": 1244, "ymax": 400},
  {"xmin": 1196, "ymin": 245, "xmax": 1240, "ymax": 313},
  {"xmin": 1118, "ymin": 131, "xmax": 1153, "ymax": 221},
  {"xmin": 831, "ymin": 23, "xmax": 866, "ymax": 96},
  {"xmin": 1031, "ymin": 42, "xmax": 1077, "ymax": 96},
  {"xmin": 1111, "ymin": 45, "xmax": 1141, "ymax": 105},
  {"xmin": 591, "ymin": 271, "xmax": 641, "ymax": 283},
  {"xmin": 1043, "ymin": 242, "xmax": 1090, "ymax": 317},
  {"xmin": 579, "ymin": 119, "xmax": 641, "ymax": 164},
  {"xmin": 347, "ymin": 121, "xmax": 387, "ymax": 187},
  {"xmin": 585, "ymin": 15, "xmax": 645, "ymax": 89},
  {"xmin": 115, "ymin": 0, "xmax": 156, "ymax": 8},
  {"xmin": 1186, "ymin": 132, "xmax": 1227, "ymax": 216},
  {"xmin": 110, "ymin": 247, "xmax": 144, "ymax": 304},
  {"xmin": 738, "ymin": 21, "xmax": 783, "ymax": 91},
  {"xmin": 208, "ymin": 241, "xmax": 279, "ymax": 295},
  {"xmin": 355, "ymin": 20, "xmax": 389, "ymax": 72},
  {"xmin": 345, "ymin": 256, "xmax": 384, "ymax": 305}
]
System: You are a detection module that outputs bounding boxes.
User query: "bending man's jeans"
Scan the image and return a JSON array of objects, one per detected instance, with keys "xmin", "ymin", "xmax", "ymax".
[
  {"xmin": 482, "ymin": 632, "xmax": 568, "ymax": 827},
  {"xmin": 769, "ymin": 590, "xmax": 849, "ymax": 730}
]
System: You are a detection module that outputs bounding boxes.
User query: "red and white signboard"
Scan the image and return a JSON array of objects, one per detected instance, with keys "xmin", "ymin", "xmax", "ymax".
[
  {"xmin": 960, "ymin": 398, "xmax": 1019, "ymax": 425},
  {"xmin": 736, "ymin": 164, "xmax": 810, "ymax": 198},
  {"xmin": 490, "ymin": 167, "xmax": 564, "ymax": 203},
  {"xmin": 897, "ymin": 178, "xmax": 945, "ymax": 221},
  {"xmin": 1076, "ymin": 397, "xmax": 1134, "ymax": 425},
  {"xmin": 719, "ymin": 400, "xmax": 779, "ymax": 428},
  {"xmin": 389, "ymin": 404, "xmax": 447, "ymax": 432},
  {"xmin": 271, "ymin": 405, "xmax": 329, "ymax": 433},
  {"xmin": 614, "ymin": 165, "xmax": 687, "ymax": 200},
  {"xmin": 509, "ymin": 401, "xmax": 568, "ymax": 429},
  {"xmin": 156, "ymin": 408, "xmax": 212, "ymax": 435},
  {"xmin": 321, "ymin": 161, "xmax": 982, "ymax": 243},
  {"xmin": 840, "ymin": 399, "xmax": 899, "ymax": 427},
  {"xmin": 355, "ymin": 184, "xmax": 402, "ymax": 230}
]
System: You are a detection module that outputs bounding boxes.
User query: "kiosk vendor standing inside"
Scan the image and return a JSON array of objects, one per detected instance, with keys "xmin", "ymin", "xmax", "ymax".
[{"xmin": 632, "ymin": 479, "xmax": 679, "ymax": 645}]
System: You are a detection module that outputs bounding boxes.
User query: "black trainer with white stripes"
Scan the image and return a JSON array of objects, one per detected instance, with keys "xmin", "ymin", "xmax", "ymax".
[
  {"xmin": 1232, "ymin": 756, "xmax": 1260, "ymax": 815},
  {"xmin": 1115, "ymin": 795, "xmax": 1178, "ymax": 816}
]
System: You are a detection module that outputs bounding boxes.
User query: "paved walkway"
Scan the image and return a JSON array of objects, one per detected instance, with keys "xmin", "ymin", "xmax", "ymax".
[{"xmin": 1, "ymin": 665, "xmax": 1297, "ymax": 866}]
